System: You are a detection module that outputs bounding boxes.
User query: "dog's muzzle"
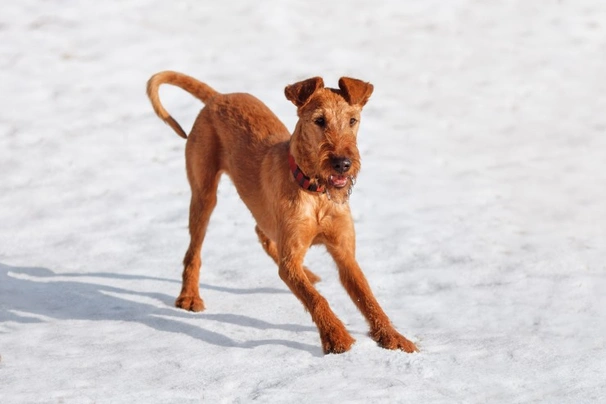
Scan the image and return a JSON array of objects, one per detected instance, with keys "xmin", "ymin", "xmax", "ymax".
[{"xmin": 329, "ymin": 156, "xmax": 353, "ymax": 188}]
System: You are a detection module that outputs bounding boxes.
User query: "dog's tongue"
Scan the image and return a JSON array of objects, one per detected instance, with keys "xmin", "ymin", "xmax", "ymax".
[{"xmin": 330, "ymin": 175, "xmax": 349, "ymax": 188}]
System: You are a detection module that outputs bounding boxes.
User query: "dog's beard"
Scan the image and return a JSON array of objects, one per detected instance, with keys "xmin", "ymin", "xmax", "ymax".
[
  {"xmin": 316, "ymin": 170, "xmax": 358, "ymax": 204},
  {"xmin": 324, "ymin": 177, "xmax": 356, "ymax": 204}
]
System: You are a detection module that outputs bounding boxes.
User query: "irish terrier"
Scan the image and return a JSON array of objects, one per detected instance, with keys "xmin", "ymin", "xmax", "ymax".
[{"xmin": 147, "ymin": 71, "xmax": 418, "ymax": 354}]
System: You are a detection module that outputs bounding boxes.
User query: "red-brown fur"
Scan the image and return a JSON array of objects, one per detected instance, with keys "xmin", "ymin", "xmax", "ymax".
[{"xmin": 147, "ymin": 71, "xmax": 418, "ymax": 354}]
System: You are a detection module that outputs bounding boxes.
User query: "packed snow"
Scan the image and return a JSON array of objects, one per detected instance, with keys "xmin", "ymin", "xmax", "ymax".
[{"xmin": 1, "ymin": 0, "xmax": 605, "ymax": 402}]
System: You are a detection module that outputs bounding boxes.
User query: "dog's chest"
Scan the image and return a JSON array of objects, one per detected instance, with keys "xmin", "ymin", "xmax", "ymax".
[{"xmin": 309, "ymin": 197, "xmax": 350, "ymax": 236}]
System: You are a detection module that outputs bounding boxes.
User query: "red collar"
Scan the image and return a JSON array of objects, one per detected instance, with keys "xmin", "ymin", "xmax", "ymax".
[{"xmin": 288, "ymin": 153, "xmax": 325, "ymax": 193}]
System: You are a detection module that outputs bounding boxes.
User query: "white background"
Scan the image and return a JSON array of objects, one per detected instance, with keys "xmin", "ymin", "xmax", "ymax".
[{"xmin": 1, "ymin": 0, "xmax": 605, "ymax": 402}]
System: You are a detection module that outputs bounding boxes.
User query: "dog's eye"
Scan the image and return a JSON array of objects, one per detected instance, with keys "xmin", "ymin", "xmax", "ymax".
[
  {"xmin": 314, "ymin": 117, "xmax": 326, "ymax": 127},
  {"xmin": 349, "ymin": 117, "xmax": 358, "ymax": 126}
]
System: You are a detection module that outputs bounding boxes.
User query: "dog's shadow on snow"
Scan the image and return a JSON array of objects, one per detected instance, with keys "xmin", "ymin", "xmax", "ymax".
[{"xmin": 0, "ymin": 262, "xmax": 322, "ymax": 356}]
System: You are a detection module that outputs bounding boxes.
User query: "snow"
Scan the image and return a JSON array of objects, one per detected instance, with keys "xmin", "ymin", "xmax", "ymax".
[{"xmin": 1, "ymin": 0, "xmax": 606, "ymax": 402}]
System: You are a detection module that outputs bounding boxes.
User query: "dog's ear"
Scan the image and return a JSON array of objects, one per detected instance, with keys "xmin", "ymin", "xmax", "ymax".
[
  {"xmin": 338, "ymin": 77, "xmax": 374, "ymax": 107},
  {"xmin": 285, "ymin": 77, "xmax": 324, "ymax": 107}
]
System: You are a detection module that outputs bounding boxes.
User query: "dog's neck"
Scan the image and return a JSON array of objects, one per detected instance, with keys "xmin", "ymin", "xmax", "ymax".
[{"xmin": 288, "ymin": 152, "xmax": 325, "ymax": 194}]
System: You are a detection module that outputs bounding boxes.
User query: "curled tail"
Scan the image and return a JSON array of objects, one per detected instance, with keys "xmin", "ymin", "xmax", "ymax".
[{"xmin": 146, "ymin": 71, "xmax": 219, "ymax": 139}]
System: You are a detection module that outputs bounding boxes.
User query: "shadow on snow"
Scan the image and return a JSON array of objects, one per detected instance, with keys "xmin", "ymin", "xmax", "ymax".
[{"xmin": 0, "ymin": 262, "xmax": 321, "ymax": 356}]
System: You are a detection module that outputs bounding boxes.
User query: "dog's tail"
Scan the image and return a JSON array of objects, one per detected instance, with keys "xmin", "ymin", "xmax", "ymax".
[{"xmin": 147, "ymin": 71, "xmax": 219, "ymax": 139}]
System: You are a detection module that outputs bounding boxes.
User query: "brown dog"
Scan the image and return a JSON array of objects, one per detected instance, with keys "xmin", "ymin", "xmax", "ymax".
[{"xmin": 147, "ymin": 71, "xmax": 417, "ymax": 354}]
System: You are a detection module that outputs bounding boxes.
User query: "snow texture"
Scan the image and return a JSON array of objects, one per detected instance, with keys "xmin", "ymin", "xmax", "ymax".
[{"xmin": 1, "ymin": 0, "xmax": 605, "ymax": 402}]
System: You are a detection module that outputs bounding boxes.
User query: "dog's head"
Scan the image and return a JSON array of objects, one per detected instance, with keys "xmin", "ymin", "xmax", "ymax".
[{"xmin": 285, "ymin": 76, "xmax": 373, "ymax": 203}]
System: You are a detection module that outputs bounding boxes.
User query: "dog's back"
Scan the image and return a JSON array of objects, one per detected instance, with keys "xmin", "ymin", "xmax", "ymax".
[
  {"xmin": 187, "ymin": 91, "xmax": 292, "ymax": 217},
  {"xmin": 191, "ymin": 91, "xmax": 290, "ymax": 167},
  {"xmin": 147, "ymin": 70, "xmax": 291, "ymax": 192}
]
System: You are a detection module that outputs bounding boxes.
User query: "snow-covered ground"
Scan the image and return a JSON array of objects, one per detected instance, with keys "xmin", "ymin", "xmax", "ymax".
[{"xmin": 1, "ymin": 0, "xmax": 606, "ymax": 402}]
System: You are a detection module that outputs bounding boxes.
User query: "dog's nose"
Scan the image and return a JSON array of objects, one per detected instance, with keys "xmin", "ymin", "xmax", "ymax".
[{"xmin": 331, "ymin": 157, "xmax": 352, "ymax": 173}]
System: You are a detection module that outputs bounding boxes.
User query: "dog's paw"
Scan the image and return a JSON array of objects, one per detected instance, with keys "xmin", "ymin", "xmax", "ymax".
[
  {"xmin": 321, "ymin": 328, "xmax": 356, "ymax": 354},
  {"xmin": 372, "ymin": 329, "xmax": 418, "ymax": 353},
  {"xmin": 175, "ymin": 295, "xmax": 205, "ymax": 312}
]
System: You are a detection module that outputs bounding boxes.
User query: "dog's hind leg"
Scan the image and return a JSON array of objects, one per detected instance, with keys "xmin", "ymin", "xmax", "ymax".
[
  {"xmin": 176, "ymin": 119, "xmax": 222, "ymax": 312},
  {"xmin": 255, "ymin": 225, "xmax": 321, "ymax": 284}
]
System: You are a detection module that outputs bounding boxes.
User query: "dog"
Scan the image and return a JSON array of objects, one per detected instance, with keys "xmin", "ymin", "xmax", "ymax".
[{"xmin": 147, "ymin": 71, "xmax": 418, "ymax": 354}]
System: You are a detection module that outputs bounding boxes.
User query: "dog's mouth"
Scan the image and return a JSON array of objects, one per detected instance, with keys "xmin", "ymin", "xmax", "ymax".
[{"xmin": 328, "ymin": 174, "xmax": 349, "ymax": 188}]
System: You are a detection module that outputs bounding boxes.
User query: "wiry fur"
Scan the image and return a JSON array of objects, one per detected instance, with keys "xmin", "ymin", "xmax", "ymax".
[{"xmin": 147, "ymin": 71, "xmax": 418, "ymax": 354}]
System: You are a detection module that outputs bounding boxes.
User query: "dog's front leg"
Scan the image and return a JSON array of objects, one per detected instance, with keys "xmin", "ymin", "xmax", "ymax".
[
  {"xmin": 277, "ymin": 235, "xmax": 355, "ymax": 354},
  {"xmin": 325, "ymin": 221, "xmax": 418, "ymax": 353},
  {"xmin": 255, "ymin": 225, "xmax": 321, "ymax": 284}
]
